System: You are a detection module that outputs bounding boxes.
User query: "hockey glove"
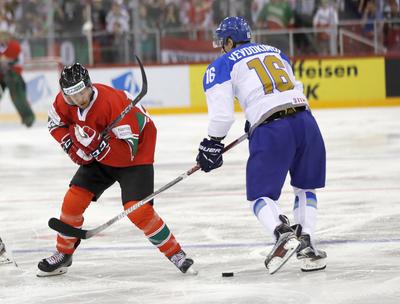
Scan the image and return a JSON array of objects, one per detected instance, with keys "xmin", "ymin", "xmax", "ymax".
[
  {"xmin": 196, "ymin": 138, "xmax": 224, "ymax": 172},
  {"xmin": 60, "ymin": 134, "xmax": 93, "ymax": 165},
  {"xmin": 70, "ymin": 125, "xmax": 110, "ymax": 161},
  {"xmin": 244, "ymin": 120, "xmax": 250, "ymax": 134}
]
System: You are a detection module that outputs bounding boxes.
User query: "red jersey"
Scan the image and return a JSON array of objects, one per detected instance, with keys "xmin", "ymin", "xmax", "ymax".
[
  {"xmin": 48, "ymin": 83, "xmax": 157, "ymax": 167},
  {"xmin": 0, "ymin": 39, "xmax": 22, "ymax": 74}
]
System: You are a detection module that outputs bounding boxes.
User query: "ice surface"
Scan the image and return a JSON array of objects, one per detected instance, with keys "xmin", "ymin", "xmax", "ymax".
[{"xmin": 1, "ymin": 107, "xmax": 400, "ymax": 304}]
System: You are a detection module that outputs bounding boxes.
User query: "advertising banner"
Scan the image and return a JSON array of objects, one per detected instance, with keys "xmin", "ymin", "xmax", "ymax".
[
  {"xmin": 90, "ymin": 66, "xmax": 191, "ymax": 109},
  {"xmin": 1, "ymin": 56, "xmax": 399, "ymax": 121},
  {"xmin": 0, "ymin": 65, "xmax": 191, "ymax": 116},
  {"xmin": 292, "ymin": 57, "xmax": 387, "ymax": 107}
]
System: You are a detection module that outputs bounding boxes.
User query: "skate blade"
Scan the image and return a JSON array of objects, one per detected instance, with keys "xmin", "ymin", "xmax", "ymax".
[
  {"xmin": 301, "ymin": 257, "xmax": 327, "ymax": 272},
  {"xmin": 0, "ymin": 258, "xmax": 13, "ymax": 265},
  {"xmin": 266, "ymin": 238, "xmax": 300, "ymax": 275},
  {"xmin": 36, "ymin": 267, "xmax": 69, "ymax": 277},
  {"xmin": 0, "ymin": 252, "xmax": 14, "ymax": 265}
]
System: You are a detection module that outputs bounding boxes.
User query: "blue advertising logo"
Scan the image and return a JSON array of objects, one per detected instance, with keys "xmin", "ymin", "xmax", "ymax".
[
  {"xmin": 26, "ymin": 75, "xmax": 52, "ymax": 104},
  {"xmin": 111, "ymin": 71, "xmax": 140, "ymax": 96}
]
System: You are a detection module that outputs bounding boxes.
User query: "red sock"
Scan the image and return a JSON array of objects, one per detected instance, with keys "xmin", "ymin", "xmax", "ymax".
[
  {"xmin": 56, "ymin": 186, "xmax": 93, "ymax": 254},
  {"xmin": 125, "ymin": 201, "xmax": 181, "ymax": 258}
]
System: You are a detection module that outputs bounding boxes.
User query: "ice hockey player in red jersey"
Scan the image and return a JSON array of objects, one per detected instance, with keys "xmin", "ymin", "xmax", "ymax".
[
  {"xmin": 0, "ymin": 27, "xmax": 35, "ymax": 127},
  {"xmin": 37, "ymin": 63, "xmax": 194, "ymax": 277}
]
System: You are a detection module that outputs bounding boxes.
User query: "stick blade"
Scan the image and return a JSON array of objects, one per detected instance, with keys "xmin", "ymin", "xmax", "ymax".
[{"xmin": 48, "ymin": 218, "xmax": 87, "ymax": 239}]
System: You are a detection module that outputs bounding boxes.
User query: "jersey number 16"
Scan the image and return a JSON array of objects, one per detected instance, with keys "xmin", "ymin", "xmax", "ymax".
[{"xmin": 247, "ymin": 55, "xmax": 294, "ymax": 95}]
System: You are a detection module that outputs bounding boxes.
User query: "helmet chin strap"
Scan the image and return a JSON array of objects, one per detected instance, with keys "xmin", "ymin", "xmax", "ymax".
[{"xmin": 222, "ymin": 38, "xmax": 236, "ymax": 53}]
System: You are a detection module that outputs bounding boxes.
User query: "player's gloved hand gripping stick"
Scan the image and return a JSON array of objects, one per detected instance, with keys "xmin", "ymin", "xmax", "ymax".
[
  {"xmin": 49, "ymin": 54, "xmax": 264, "ymax": 239},
  {"xmin": 49, "ymin": 133, "xmax": 249, "ymax": 239},
  {"xmin": 48, "ymin": 55, "xmax": 146, "ymax": 237}
]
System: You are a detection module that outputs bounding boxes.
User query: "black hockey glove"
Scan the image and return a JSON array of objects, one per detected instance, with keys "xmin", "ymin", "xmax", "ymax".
[
  {"xmin": 244, "ymin": 120, "xmax": 250, "ymax": 134},
  {"xmin": 196, "ymin": 138, "xmax": 224, "ymax": 172}
]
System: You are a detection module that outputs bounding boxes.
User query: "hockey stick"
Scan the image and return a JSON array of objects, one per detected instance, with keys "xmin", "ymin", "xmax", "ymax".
[
  {"xmin": 48, "ymin": 133, "xmax": 249, "ymax": 239},
  {"xmin": 102, "ymin": 55, "xmax": 147, "ymax": 138}
]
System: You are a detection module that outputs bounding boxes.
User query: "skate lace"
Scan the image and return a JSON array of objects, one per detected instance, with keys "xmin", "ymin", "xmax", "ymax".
[
  {"xmin": 46, "ymin": 252, "xmax": 65, "ymax": 265},
  {"xmin": 170, "ymin": 251, "xmax": 185, "ymax": 268}
]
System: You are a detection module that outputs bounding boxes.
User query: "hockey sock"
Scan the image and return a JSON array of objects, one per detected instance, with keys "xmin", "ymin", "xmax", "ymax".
[
  {"xmin": 124, "ymin": 201, "xmax": 181, "ymax": 258},
  {"xmin": 5, "ymin": 72, "xmax": 35, "ymax": 126},
  {"xmin": 293, "ymin": 187, "xmax": 318, "ymax": 237},
  {"xmin": 250, "ymin": 197, "xmax": 283, "ymax": 239},
  {"xmin": 56, "ymin": 186, "xmax": 93, "ymax": 254}
]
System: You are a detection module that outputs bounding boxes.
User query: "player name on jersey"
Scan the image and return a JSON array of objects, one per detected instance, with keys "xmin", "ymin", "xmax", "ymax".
[{"xmin": 228, "ymin": 44, "xmax": 280, "ymax": 61}]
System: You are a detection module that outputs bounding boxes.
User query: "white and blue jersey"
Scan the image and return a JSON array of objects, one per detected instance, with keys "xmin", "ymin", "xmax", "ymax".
[
  {"xmin": 203, "ymin": 42, "xmax": 325, "ymax": 201},
  {"xmin": 203, "ymin": 42, "xmax": 308, "ymax": 138}
]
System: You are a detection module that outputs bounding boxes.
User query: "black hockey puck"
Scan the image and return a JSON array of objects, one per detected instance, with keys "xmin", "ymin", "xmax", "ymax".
[{"xmin": 222, "ymin": 272, "xmax": 234, "ymax": 277}]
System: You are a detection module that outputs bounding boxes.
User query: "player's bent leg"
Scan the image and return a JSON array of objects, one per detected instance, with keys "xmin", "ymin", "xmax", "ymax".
[
  {"xmin": 250, "ymin": 197, "xmax": 283, "ymax": 238},
  {"xmin": 37, "ymin": 186, "xmax": 93, "ymax": 277},
  {"xmin": 250, "ymin": 198, "xmax": 300, "ymax": 274},
  {"xmin": 264, "ymin": 215, "xmax": 300, "ymax": 274},
  {"xmin": 125, "ymin": 201, "xmax": 195, "ymax": 274},
  {"xmin": 292, "ymin": 188, "xmax": 327, "ymax": 271},
  {"xmin": 292, "ymin": 188, "xmax": 318, "ymax": 236},
  {"xmin": 5, "ymin": 72, "xmax": 35, "ymax": 127}
]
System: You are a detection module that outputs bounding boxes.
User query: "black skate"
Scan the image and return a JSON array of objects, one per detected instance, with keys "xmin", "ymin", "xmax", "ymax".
[
  {"xmin": 169, "ymin": 250, "xmax": 197, "ymax": 275},
  {"xmin": 297, "ymin": 234, "xmax": 327, "ymax": 272},
  {"xmin": 37, "ymin": 252, "xmax": 73, "ymax": 277},
  {"xmin": 264, "ymin": 215, "xmax": 301, "ymax": 275},
  {"xmin": 0, "ymin": 238, "xmax": 13, "ymax": 265}
]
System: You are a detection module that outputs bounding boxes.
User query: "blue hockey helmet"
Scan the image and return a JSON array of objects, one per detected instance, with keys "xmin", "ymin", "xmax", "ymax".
[{"xmin": 213, "ymin": 16, "xmax": 252, "ymax": 48}]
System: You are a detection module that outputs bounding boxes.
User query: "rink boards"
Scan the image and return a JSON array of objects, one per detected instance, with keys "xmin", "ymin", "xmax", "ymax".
[{"xmin": 0, "ymin": 56, "xmax": 399, "ymax": 121}]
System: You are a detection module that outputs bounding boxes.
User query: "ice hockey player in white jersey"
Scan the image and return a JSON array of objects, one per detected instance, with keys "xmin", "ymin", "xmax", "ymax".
[
  {"xmin": 196, "ymin": 16, "xmax": 327, "ymax": 274},
  {"xmin": 0, "ymin": 237, "xmax": 13, "ymax": 265}
]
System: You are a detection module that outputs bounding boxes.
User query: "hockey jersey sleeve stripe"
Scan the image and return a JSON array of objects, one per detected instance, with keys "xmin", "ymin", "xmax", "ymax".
[
  {"xmin": 279, "ymin": 52, "xmax": 292, "ymax": 66},
  {"xmin": 135, "ymin": 112, "xmax": 147, "ymax": 133}
]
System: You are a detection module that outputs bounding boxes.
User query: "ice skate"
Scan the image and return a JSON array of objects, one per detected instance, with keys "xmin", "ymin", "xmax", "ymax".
[
  {"xmin": 169, "ymin": 250, "xmax": 197, "ymax": 275},
  {"xmin": 37, "ymin": 252, "xmax": 73, "ymax": 277},
  {"xmin": 0, "ymin": 239, "xmax": 13, "ymax": 265},
  {"xmin": 297, "ymin": 234, "xmax": 327, "ymax": 272},
  {"xmin": 264, "ymin": 215, "xmax": 300, "ymax": 275}
]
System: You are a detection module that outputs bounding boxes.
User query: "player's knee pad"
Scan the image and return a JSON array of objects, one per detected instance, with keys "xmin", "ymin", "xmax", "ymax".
[
  {"xmin": 125, "ymin": 202, "xmax": 155, "ymax": 230},
  {"xmin": 61, "ymin": 186, "xmax": 93, "ymax": 225}
]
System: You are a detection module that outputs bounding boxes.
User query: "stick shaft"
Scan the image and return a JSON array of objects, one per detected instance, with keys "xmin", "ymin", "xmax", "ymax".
[
  {"xmin": 102, "ymin": 55, "xmax": 147, "ymax": 137},
  {"xmin": 49, "ymin": 133, "xmax": 249, "ymax": 239},
  {"xmin": 87, "ymin": 133, "xmax": 248, "ymax": 238}
]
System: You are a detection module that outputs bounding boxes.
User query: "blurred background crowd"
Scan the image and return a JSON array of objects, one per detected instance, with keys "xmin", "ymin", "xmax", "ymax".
[{"xmin": 0, "ymin": 0, "xmax": 399, "ymax": 65}]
